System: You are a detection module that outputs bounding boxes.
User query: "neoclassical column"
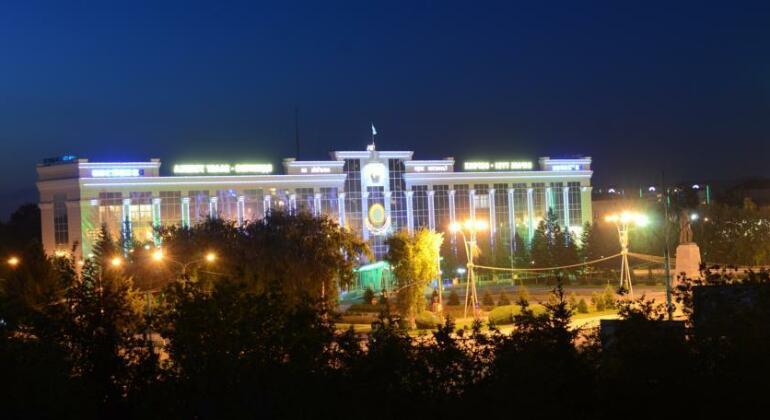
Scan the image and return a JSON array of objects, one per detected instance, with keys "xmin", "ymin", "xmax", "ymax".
[
  {"xmin": 406, "ymin": 190, "xmax": 414, "ymax": 234},
  {"xmin": 313, "ymin": 192, "xmax": 322, "ymax": 217},
  {"xmin": 545, "ymin": 186, "xmax": 553, "ymax": 213},
  {"xmin": 488, "ymin": 187, "xmax": 496, "ymax": 242},
  {"xmin": 209, "ymin": 196, "xmax": 218, "ymax": 219},
  {"xmin": 527, "ymin": 187, "xmax": 534, "ymax": 241},
  {"xmin": 181, "ymin": 197, "xmax": 190, "ymax": 228},
  {"xmin": 361, "ymin": 191, "xmax": 370, "ymax": 240},
  {"xmin": 152, "ymin": 197, "xmax": 161, "ymax": 245},
  {"xmin": 121, "ymin": 198, "xmax": 132, "ymax": 241},
  {"xmin": 237, "ymin": 195, "xmax": 246, "ymax": 227},
  {"xmin": 337, "ymin": 192, "xmax": 346, "ymax": 227},
  {"xmin": 469, "ymin": 189, "xmax": 476, "ymax": 222},
  {"xmin": 562, "ymin": 186, "xmax": 570, "ymax": 228},
  {"xmin": 427, "ymin": 189, "xmax": 436, "ymax": 231},
  {"xmin": 289, "ymin": 194, "xmax": 297, "ymax": 215},
  {"xmin": 263, "ymin": 195, "xmax": 271, "ymax": 215},
  {"xmin": 448, "ymin": 189, "xmax": 456, "ymax": 225},
  {"xmin": 507, "ymin": 188, "xmax": 515, "ymax": 247}
]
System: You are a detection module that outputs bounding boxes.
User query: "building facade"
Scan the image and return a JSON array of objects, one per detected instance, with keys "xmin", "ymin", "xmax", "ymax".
[{"xmin": 37, "ymin": 148, "xmax": 593, "ymax": 262}]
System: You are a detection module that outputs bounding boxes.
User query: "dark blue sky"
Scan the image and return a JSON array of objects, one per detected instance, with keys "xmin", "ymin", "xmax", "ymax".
[{"xmin": 1, "ymin": 0, "xmax": 768, "ymax": 217}]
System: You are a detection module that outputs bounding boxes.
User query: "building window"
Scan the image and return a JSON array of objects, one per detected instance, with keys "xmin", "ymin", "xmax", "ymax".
[
  {"xmin": 343, "ymin": 159, "xmax": 362, "ymax": 234},
  {"xmin": 188, "ymin": 191, "xmax": 210, "ymax": 225},
  {"xmin": 433, "ymin": 185, "xmax": 450, "ymax": 233},
  {"xmin": 494, "ymin": 183, "xmax": 509, "ymax": 247},
  {"xmin": 243, "ymin": 189, "xmax": 264, "ymax": 222},
  {"xmin": 513, "ymin": 183, "xmax": 528, "ymax": 240},
  {"xmin": 454, "ymin": 184, "xmax": 470, "ymax": 223},
  {"xmin": 412, "ymin": 185, "xmax": 430, "ymax": 230},
  {"xmin": 531, "ymin": 182, "xmax": 546, "ymax": 223},
  {"xmin": 53, "ymin": 193, "xmax": 68, "ymax": 246},
  {"xmin": 160, "ymin": 191, "xmax": 182, "ymax": 226},
  {"xmin": 320, "ymin": 187, "xmax": 338, "ymax": 221},
  {"xmin": 388, "ymin": 159, "xmax": 407, "ymax": 232},
  {"xmin": 215, "ymin": 189, "xmax": 238, "ymax": 222},
  {"xmin": 98, "ymin": 192, "xmax": 123, "ymax": 240},
  {"xmin": 295, "ymin": 188, "xmax": 315, "ymax": 214},
  {"xmin": 568, "ymin": 182, "xmax": 582, "ymax": 226},
  {"xmin": 550, "ymin": 182, "xmax": 564, "ymax": 225},
  {"xmin": 129, "ymin": 192, "xmax": 153, "ymax": 243}
]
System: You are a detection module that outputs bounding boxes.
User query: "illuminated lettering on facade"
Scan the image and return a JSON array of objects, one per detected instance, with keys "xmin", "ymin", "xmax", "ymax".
[
  {"xmin": 173, "ymin": 163, "xmax": 273, "ymax": 175},
  {"xmin": 91, "ymin": 168, "xmax": 142, "ymax": 177},
  {"xmin": 300, "ymin": 166, "xmax": 332, "ymax": 174},
  {"xmin": 413, "ymin": 165, "xmax": 450, "ymax": 172},
  {"xmin": 551, "ymin": 164, "xmax": 581, "ymax": 171},
  {"xmin": 464, "ymin": 161, "xmax": 533, "ymax": 171}
]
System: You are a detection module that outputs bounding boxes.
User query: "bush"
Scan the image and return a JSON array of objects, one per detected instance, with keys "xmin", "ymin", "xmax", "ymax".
[
  {"xmin": 362, "ymin": 287, "xmax": 375, "ymax": 304},
  {"xmin": 602, "ymin": 285, "xmax": 617, "ymax": 309},
  {"xmin": 497, "ymin": 291, "xmax": 511, "ymax": 306},
  {"xmin": 645, "ymin": 268, "xmax": 657, "ymax": 285},
  {"xmin": 415, "ymin": 311, "xmax": 442, "ymax": 329},
  {"xmin": 568, "ymin": 292, "xmax": 579, "ymax": 308},
  {"xmin": 516, "ymin": 285, "xmax": 531, "ymax": 303},
  {"xmin": 346, "ymin": 303, "xmax": 387, "ymax": 314},
  {"xmin": 592, "ymin": 292, "xmax": 605, "ymax": 311},
  {"xmin": 481, "ymin": 289, "xmax": 495, "ymax": 306},
  {"xmin": 447, "ymin": 289, "xmax": 460, "ymax": 306},
  {"xmin": 577, "ymin": 298, "xmax": 589, "ymax": 314},
  {"xmin": 487, "ymin": 304, "xmax": 546, "ymax": 325}
]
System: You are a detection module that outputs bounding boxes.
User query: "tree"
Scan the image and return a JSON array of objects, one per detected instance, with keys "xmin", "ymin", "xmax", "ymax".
[
  {"xmin": 159, "ymin": 211, "xmax": 369, "ymax": 307},
  {"xmin": 65, "ymin": 227, "xmax": 152, "ymax": 415},
  {"xmin": 386, "ymin": 229, "xmax": 443, "ymax": 328},
  {"xmin": 512, "ymin": 231, "xmax": 530, "ymax": 268}
]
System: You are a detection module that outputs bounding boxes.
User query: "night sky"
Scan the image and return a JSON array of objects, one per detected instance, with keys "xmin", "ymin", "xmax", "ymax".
[{"xmin": 1, "ymin": 0, "xmax": 768, "ymax": 217}]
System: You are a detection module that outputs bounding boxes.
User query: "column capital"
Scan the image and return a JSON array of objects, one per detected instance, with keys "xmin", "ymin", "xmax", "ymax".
[
  {"xmin": 362, "ymin": 191, "xmax": 370, "ymax": 199},
  {"xmin": 448, "ymin": 189, "xmax": 456, "ymax": 196},
  {"xmin": 488, "ymin": 188, "xmax": 495, "ymax": 194},
  {"xmin": 507, "ymin": 188, "xmax": 514, "ymax": 194},
  {"xmin": 405, "ymin": 190, "xmax": 414, "ymax": 198},
  {"xmin": 427, "ymin": 190, "xmax": 435, "ymax": 197}
]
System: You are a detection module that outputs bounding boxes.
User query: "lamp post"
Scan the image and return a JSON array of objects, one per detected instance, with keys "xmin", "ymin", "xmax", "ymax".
[
  {"xmin": 151, "ymin": 249, "xmax": 217, "ymax": 278},
  {"xmin": 450, "ymin": 219, "xmax": 488, "ymax": 319},
  {"xmin": 604, "ymin": 211, "xmax": 649, "ymax": 296}
]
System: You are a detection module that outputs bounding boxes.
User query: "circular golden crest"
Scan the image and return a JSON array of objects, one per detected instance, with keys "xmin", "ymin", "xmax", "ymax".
[{"xmin": 368, "ymin": 203, "xmax": 386, "ymax": 228}]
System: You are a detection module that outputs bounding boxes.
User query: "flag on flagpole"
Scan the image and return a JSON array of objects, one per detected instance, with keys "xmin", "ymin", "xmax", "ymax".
[{"xmin": 371, "ymin": 123, "xmax": 377, "ymax": 136}]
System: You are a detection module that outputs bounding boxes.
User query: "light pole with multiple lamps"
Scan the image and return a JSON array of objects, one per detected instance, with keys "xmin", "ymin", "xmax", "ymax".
[
  {"xmin": 604, "ymin": 211, "xmax": 649, "ymax": 295},
  {"xmin": 449, "ymin": 219, "xmax": 488, "ymax": 319}
]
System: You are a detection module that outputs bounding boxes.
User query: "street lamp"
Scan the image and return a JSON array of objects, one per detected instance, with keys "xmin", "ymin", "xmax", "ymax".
[
  {"xmin": 149, "ymin": 248, "xmax": 217, "ymax": 276},
  {"xmin": 604, "ymin": 211, "xmax": 649, "ymax": 295},
  {"xmin": 449, "ymin": 218, "xmax": 488, "ymax": 319},
  {"xmin": 110, "ymin": 256, "xmax": 123, "ymax": 267},
  {"xmin": 7, "ymin": 256, "xmax": 19, "ymax": 268}
]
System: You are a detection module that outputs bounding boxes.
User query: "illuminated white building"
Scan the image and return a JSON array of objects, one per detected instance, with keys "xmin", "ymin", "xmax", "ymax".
[{"xmin": 37, "ymin": 148, "xmax": 593, "ymax": 261}]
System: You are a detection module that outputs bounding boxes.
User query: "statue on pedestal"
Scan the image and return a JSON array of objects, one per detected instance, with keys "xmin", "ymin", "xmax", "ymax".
[
  {"xmin": 679, "ymin": 210, "xmax": 693, "ymax": 244},
  {"xmin": 675, "ymin": 210, "xmax": 701, "ymax": 279}
]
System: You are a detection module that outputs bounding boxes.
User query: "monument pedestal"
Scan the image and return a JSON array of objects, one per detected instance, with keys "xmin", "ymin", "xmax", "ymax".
[{"xmin": 675, "ymin": 243, "xmax": 701, "ymax": 281}]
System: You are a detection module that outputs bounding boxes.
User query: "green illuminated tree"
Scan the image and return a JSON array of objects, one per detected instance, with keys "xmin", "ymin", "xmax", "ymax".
[{"xmin": 386, "ymin": 229, "xmax": 443, "ymax": 328}]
